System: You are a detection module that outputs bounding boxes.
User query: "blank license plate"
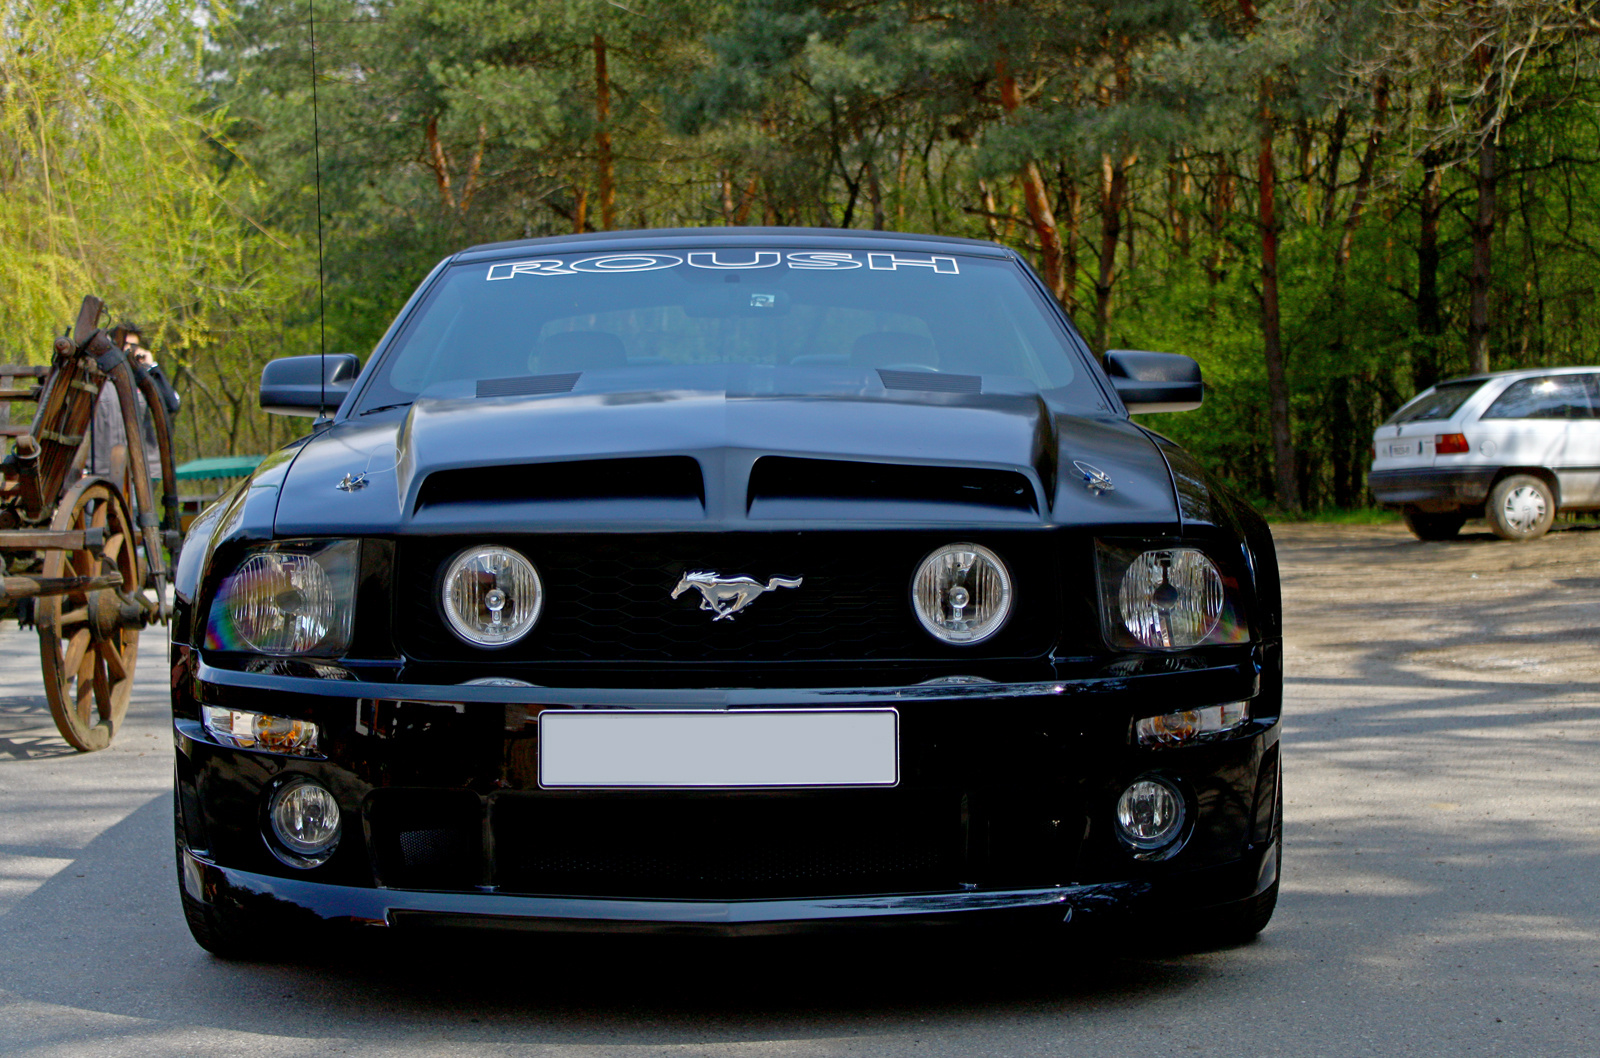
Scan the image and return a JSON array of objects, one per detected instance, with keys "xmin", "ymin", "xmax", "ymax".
[{"xmin": 538, "ymin": 709, "xmax": 899, "ymax": 789}]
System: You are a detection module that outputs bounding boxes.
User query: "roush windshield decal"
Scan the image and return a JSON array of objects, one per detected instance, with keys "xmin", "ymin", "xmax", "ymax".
[{"xmin": 486, "ymin": 250, "xmax": 960, "ymax": 281}]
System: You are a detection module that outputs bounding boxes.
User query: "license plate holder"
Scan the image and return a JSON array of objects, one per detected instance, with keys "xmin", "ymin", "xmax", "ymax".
[{"xmin": 538, "ymin": 709, "xmax": 900, "ymax": 789}]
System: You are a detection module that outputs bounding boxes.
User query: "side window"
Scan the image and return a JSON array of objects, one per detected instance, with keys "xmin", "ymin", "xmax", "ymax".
[{"xmin": 1482, "ymin": 376, "xmax": 1595, "ymax": 420}]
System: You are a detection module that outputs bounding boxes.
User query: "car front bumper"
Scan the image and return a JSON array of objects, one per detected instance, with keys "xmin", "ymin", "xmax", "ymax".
[
  {"xmin": 173, "ymin": 645, "xmax": 1282, "ymax": 937},
  {"xmin": 177, "ymin": 842, "xmax": 1277, "ymax": 937}
]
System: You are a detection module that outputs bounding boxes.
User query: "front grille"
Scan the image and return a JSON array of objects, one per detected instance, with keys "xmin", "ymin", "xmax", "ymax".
[
  {"xmin": 369, "ymin": 789, "xmax": 482, "ymax": 889},
  {"xmin": 492, "ymin": 791, "xmax": 962, "ymax": 899},
  {"xmin": 395, "ymin": 531, "xmax": 1059, "ymax": 664}
]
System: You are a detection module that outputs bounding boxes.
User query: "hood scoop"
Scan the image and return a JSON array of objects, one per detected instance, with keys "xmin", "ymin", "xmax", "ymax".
[
  {"xmin": 747, "ymin": 456, "xmax": 1040, "ymax": 522},
  {"xmin": 878, "ymin": 369, "xmax": 982, "ymax": 394},
  {"xmin": 415, "ymin": 455, "xmax": 704, "ymax": 518},
  {"xmin": 476, "ymin": 373, "xmax": 581, "ymax": 398}
]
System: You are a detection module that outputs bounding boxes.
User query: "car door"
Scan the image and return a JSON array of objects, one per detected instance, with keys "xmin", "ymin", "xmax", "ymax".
[
  {"xmin": 1558, "ymin": 374, "xmax": 1600, "ymax": 506},
  {"xmin": 1478, "ymin": 374, "xmax": 1595, "ymax": 506}
]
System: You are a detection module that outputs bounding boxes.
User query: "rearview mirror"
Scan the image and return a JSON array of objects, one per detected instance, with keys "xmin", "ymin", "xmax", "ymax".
[
  {"xmin": 260, "ymin": 354, "xmax": 361, "ymax": 417},
  {"xmin": 1104, "ymin": 350, "xmax": 1203, "ymax": 414}
]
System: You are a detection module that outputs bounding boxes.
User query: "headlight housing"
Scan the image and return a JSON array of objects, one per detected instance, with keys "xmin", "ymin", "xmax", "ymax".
[
  {"xmin": 202, "ymin": 706, "xmax": 320, "ymax": 756},
  {"xmin": 1096, "ymin": 542, "xmax": 1248, "ymax": 650},
  {"xmin": 910, "ymin": 542, "xmax": 1013, "ymax": 645},
  {"xmin": 205, "ymin": 540, "xmax": 358, "ymax": 656},
  {"xmin": 441, "ymin": 545, "xmax": 544, "ymax": 647}
]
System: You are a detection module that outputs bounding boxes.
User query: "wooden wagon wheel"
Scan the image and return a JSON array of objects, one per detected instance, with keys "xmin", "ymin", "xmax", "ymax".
[{"xmin": 35, "ymin": 478, "xmax": 145, "ymax": 752}]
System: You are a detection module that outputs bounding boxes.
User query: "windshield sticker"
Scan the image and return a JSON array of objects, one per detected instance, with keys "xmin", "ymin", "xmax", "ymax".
[
  {"xmin": 487, "ymin": 250, "xmax": 960, "ymax": 281},
  {"xmin": 685, "ymin": 250, "xmax": 782, "ymax": 269}
]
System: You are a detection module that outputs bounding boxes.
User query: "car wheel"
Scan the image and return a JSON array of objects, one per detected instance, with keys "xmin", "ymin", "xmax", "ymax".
[
  {"xmin": 1487, "ymin": 474, "xmax": 1556, "ymax": 541},
  {"xmin": 179, "ymin": 887, "xmax": 268, "ymax": 960},
  {"xmin": 1401, "ymin": 508, "xmax": 1466, "ymax": 541}
]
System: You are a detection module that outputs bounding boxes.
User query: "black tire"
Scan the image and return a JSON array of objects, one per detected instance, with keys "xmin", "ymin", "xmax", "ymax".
[
  {"xmin": 1486, "ymin": 474, "xmax": 1556, "ymax": 541},
  {"xmin": 1401, "ymin": 508, "xmax": 1466, "ymax": 541},
  {"xmin": 180, "ymin": 888, "xmax": 271, "ymax": 960}
]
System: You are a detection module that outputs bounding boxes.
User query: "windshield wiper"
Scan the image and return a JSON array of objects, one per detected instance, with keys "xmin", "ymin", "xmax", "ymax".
[{"xmin": 361, "ymin": 402, "xmax": 413, "ymax": 415}]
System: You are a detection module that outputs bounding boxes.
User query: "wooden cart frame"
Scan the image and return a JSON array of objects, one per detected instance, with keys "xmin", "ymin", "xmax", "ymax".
[{"xmin": 1, "ymin": 297, "xmax": 181, "ymax": 751}]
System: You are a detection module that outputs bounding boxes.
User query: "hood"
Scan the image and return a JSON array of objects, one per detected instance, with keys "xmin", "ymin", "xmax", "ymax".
[{"xmin": 269, "ymin": 385, "xmax": 1179, "ymax": 535}]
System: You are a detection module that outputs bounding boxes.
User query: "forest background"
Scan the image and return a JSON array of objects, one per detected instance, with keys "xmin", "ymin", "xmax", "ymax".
[{"xmin": 6, "ymin": 0, "xmax": 1600, "ymax": 514}]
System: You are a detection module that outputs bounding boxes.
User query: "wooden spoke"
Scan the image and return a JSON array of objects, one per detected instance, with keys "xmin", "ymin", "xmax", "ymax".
[
  {"xmin": 62, "ymin": 627, "xmax": 91, "ymax": 677},
  {"xmin": 38, "ymin": 478, "xmax": 142, "ymax": 753},
  {"xmin": 100, "ymin": 640, "xmax": 128, "ymax": 682}
]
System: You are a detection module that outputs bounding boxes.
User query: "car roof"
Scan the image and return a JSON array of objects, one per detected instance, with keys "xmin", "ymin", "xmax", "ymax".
[
  {"xmin": 1435, "ymin": 365, "xmax": 1600, "ymax": 386},
  {"xmin": 453, "ymin": 226, "xmax": 1016, "ymax": 262}
]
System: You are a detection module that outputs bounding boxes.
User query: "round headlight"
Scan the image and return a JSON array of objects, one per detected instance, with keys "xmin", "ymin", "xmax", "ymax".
[
  {"xmin": 442, "ymin": 546, "xmax": 543, "ymax": 647},
  {"xmin": 911, "ymin": 542, "xmax": 1013, "ymax": 645},
  {"xmin": 266, "ymin": 779, "xmax": 342, "ymax": 864},
  {"xmin": 1117, "ymin": 548, "xmax": 1223, "ymax": 648},
  {"xmin": 1115, "ymin": 776, "xmax": 1186, "ymax": 852},
  {"xmin": 226, "ymin": 552, "xmax": 335, "ymax": 654}
]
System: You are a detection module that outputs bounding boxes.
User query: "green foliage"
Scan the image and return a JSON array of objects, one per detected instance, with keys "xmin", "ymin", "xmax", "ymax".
[
  {"xmin": 14, "ymin": 0, "xmax": 1600, "ymax": 508},
  {"xmin": 0, "ymin": 0, "xmax": 311, "ymax": 461}
]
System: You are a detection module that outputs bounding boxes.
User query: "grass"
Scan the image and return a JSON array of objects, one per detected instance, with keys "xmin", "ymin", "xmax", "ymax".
[{"xmin": 1263, "ymin": 505, "xmax": 1403, "ymax": 525}]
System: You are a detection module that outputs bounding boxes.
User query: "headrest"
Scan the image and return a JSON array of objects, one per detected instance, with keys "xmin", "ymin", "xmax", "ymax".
[
  {"xmin": 850, "ymin": 331, "xmax": 938, "ymax": 369},
  {"xmin": 531, "ymin": 331, "xmax": 628, "ymax": 374}
]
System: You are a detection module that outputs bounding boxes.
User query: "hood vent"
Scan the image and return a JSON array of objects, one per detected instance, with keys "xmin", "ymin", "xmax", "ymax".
[
  {"xmin": 415, "ymin": 455, "xmax": 704, "ymax": 515},
  {"xmin": 747, "ymin": 456, "xmax": 1038, "ymax": 521},
  {"xmin": 878, "ymin": 369, "xmax": 982, "ymax": 394},
  {"xmin": 476, "ymin": 373, "xmax": 581, "ymax": 398}
]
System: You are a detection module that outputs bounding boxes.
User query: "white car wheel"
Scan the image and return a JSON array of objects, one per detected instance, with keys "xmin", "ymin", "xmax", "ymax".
[{"xmin": 1487, "ymin": 475, "xmax": 1556, "ymax": 541}]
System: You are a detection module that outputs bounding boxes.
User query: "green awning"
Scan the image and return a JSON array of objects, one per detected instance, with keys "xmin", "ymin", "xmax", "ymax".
[{"xmin": 174, "ymin": 455, "xmax": 263, "ymax": 482}]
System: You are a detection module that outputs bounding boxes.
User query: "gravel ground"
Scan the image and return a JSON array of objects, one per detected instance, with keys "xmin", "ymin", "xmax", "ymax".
[{"xmin": 0, "ymin": 520, "xmax": 1596, "ymax": 1057}]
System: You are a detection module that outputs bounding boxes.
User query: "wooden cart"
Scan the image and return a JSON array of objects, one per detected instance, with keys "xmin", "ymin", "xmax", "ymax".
[{"xmin": 0, "ymin": 297, "xmax": 181, "ymax": 751}]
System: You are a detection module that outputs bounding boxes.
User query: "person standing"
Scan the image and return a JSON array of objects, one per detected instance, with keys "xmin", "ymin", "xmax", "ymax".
[{"xmin": 88, "ymin": 322, "xmax": 180, "ymax": 488}]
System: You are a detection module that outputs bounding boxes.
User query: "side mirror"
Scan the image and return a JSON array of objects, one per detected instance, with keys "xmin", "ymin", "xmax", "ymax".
[
  {"xmin": 1104, "ymin": 350, "xmax": 1203, "ymax": 414},
  {"xmin": 260, "ymin": 354, "xmax": 361, "ymax": 417}
]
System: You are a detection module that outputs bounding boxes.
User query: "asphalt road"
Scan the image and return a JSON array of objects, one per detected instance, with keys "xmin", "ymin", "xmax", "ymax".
[{"xmin": 1, "ymin": 521, "xmax": 1596, "ymax": 1057}]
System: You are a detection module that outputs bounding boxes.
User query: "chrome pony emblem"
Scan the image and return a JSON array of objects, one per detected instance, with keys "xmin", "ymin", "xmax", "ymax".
[
  {"xmin": 671, "ymin": 571, "xmax": 804, "ymax": 621},
  {"xmin": 1073, "ymin": 460, "xmax": 1115, "ymax": 495}
]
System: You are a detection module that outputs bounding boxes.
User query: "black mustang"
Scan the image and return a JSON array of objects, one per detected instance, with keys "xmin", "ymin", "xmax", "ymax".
[{"xmin": 171, "ymin": 228, "xmax": 1282, "ymax": 956}]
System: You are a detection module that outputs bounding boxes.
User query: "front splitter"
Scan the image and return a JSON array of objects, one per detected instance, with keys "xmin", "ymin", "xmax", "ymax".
[{"xmin": 180, "ymin": 849, "xmax": 1152, "ymax": 937}]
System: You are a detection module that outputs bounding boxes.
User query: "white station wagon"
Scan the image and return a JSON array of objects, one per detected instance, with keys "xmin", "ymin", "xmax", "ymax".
[{"xmin": 1370, "ymin": 366, "xmax": 1600, "ymax": 541}]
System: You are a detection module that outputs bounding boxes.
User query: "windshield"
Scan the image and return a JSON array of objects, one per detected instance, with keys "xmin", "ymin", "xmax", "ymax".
[
  {"xmin": 355, "ymin": 248, "xmax": 1097, "ymax": 413},
  {"xmin": 1385, "ymin": 380, "xmax": 1485, "ymax": 425}
]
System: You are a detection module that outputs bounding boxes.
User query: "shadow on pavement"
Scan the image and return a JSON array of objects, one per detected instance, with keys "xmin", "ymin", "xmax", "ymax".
[
  {"xmin": 0, "ymin": 794, "xmax": 1231, "ymax": 1047},
  {"xmin": 0, "ymin": 695, "xmax": 77, "ymax": 762}
]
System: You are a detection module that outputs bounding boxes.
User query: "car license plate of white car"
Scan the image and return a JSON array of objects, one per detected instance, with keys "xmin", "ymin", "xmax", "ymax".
[
  {"xmin": 537, "ymin": 709, "xmax": 899, "ymax": 788},
  {"xmin": 1387, "ymin": 443, "xmax": 1413, "ymax": 457}
]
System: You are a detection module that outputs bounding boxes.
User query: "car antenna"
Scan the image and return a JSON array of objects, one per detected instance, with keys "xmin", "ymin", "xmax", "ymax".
[{"xmin": 308, "ymin": 0, "xmax": 330, "ymax": 428}]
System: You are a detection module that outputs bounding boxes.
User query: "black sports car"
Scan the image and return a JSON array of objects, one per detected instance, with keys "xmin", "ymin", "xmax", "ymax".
[{"xmin": 171, "ymin": 229, "xmax": 1282, "ymax": 956}]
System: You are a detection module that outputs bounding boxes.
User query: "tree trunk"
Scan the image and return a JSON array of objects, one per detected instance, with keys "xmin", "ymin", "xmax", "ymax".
[
  {"xmin": 1467, "ymin": 132, "xmax": 1497, "ymax": 374},
  {"xmin": 593, "ymin": 33, "xmax": 616, "ymax": 231},
  {"xmin": 1060, "ymin": 166, "xmax": 1082, "ymax": 314},
  {"xmin": 996, "ymin": 56, "xmax": 1067, "ymax": 305},
  {"xmin": 1095, "ymin": 153, "xmax": 1126, "ymax": 353},
  {"xmin": 1320, "ymin": 105, "xmax": 1348, "ymax": 227},
  {"xmin": 423, "ymin": 116, "xmax": 455, "ymax": 211},
  {"xmin": 1258, "ymin": 123, "xmax": 1298, "ymax": 512},
  {"xmin": 1336, "ymin": 77, "xmax": 1388, "ymax": 269},
  {"xmin": 1416, "ymin": 85, "xmax": 1445, "ymax": 391}
]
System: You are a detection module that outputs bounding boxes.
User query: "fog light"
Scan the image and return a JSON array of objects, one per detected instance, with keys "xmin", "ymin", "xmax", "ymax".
[
  {"xmin": 1134, "ymin": 701, "xmax": 1249, "ymax": 747},
  {"xmin": 203, "ymin": 706, "xmax": 320, "ymax": 755},
  {"xmin": 1115, "ymin": 777, "xmax": 1186, "ymax": 852},
  {"xmin": 266, "ymin": 779, "xmax": 342, "ymax": 866}
]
